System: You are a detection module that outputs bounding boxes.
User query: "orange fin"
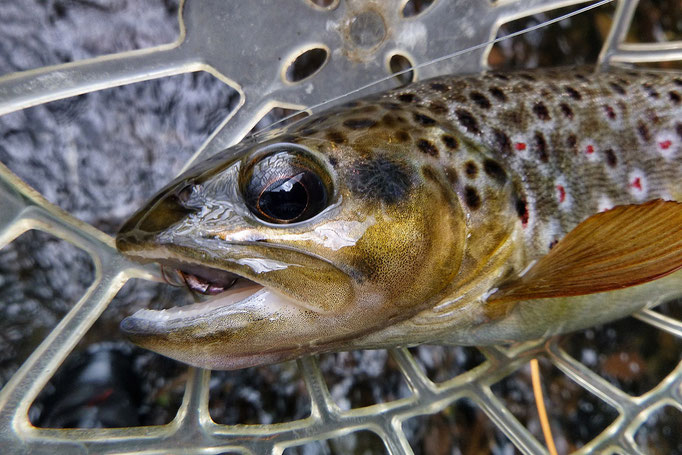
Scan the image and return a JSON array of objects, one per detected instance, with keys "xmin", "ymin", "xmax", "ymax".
[{"xmin": 488, "ymin": 200, "xmax": 682, "ymax": 304}]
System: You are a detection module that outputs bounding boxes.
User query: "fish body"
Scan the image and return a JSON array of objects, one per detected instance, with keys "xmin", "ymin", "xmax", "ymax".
[{"xmin": 116, "ymin": 67, "xmax": 682, "ymax": 369}]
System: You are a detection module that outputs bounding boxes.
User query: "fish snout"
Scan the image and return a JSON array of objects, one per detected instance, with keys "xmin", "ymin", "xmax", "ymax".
[{"xmin": 116, "ymin": 186, "xmax": 197, "ymax": 253}]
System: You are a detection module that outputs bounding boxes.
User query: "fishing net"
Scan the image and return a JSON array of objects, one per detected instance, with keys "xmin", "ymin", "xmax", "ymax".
[{"xmin": 0, "ymin": 0, "xmax": 680, "ymax": 453}]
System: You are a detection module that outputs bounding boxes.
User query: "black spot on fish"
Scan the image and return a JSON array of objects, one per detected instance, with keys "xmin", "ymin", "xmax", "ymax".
[
  {"xmin": 492, "ymin": 128, "xmax": 512, "ymax": 156},
  {"xmin": 564, "ymin": 86, "xmax": 582, "ymax": 100},
  {"xmin": 674, "ymin": 78, "xmax": 682, "ymax": 87},
  {"xmin": 329, "ymin": 156, "xmax": 339, "ymax": 167},
  {"xmin": 444, "ymin": 166, "xmax": 459, "ymax": 186},
  {"xmin": 642, "ymin": 83, "xmax": 659, "ymax": 99},
  {"xmin": 326, "ymin": 131, "xmax": 347, "ymax": 144},
  {"xmin": 514, "ymin": 196, "xmax": 528, "ymax": 225},
  {"xmin": 604, "ymin": 148, "xmax": 617, "ymax": 167},
  {"xmin": 637, "ymin": 121, "xmax": 651, "ymax": 142},
  {"xmin": 489, "ymin": 86, "xmax": 507, "ymax": 102},
  {"xmin": 343, "ymin": 118, "xmax": 378, "ymax": 130},
  {"xmin": 603, "ymin": 105, "xmax": 616, "ymax": 120},
  {"xmin": 395, "ymin": 130, "xmax": 410, "ymax": 143},
  {"xmin": 566, "ymin": 134, "xmax": 577, "ymax": 151},
  {"xmin": 676, "ymin": 122, "xmax": 682, "ymax": 140},
  {"xmin": 519, "ymin": 73, "xmax": 536, "ymax": 82},
  {"xmin": 464, "ymin": 161, "xmax": 478, "ymax": 179},
  {"xmin": 534, "ymin": 132, "xmax": 548, "ymax": 162},
  {"xmin": 397, "ymin": 93, "xmax": 418, "ymax": 103},
  {"xmin": 483, "ymin": 159, "xmax": 507, "ymax": 184},
  {"xmin": 417, "ymin": 139, "xmax": 439, "ymax": 157},
  {"xmin": 493, "ymin": 73, "xmax": 509, "ymax": 81},
  {"xmin": 669, "ymin": 91, "xmax": 681, "ymax": 104},
  {"xmin": 413, "ymin": 113, "xmax": 436, "ymax": 126},
  {"xmin": 609, "ymin": 82, "xmax": 626, "ymax": 95},
  {"xmin": 348, "ymin": 156, "xmax": 413, "ymax": 205},
  {"xmin": 559, "ymin": 103, "xmax": 573, "ymax": 119},
  {"xmin": 575, "ymin": 74, "xmax": 588, "ymax": 82},
  {"xmin": 532, "ymin": 102, "xmax": 550, "ymax": 121},
  {"xmin": 430, "ymin": 82, "xmax": 448, "ymax": 92},
  {"xmin": 441, "ymin": 134, "xmax": 458, "ymax": 150},
  {"xmin": 464, "ymin": 186, "xmax": 481, "ymax": 210},
  {"xmin": 455, "ymin": 109, "xmax": 480, "ymax": 134},
  {"xmin": 469, "ymin": 91, "xmax": 491, "ymax": 109},
  {"xmin": 428, "ymin": 101, "xmax": 448, "ymax": 115}
]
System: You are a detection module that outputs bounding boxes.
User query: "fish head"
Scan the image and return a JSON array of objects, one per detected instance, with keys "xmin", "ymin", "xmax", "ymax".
[{"xmin": 116, "ymin": 105, "xmax": 472, "ymax": 369}]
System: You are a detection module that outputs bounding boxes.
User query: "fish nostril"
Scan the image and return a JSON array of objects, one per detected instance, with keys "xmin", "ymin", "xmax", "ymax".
[{"xmin": 176, "ymin": 183, "xmax": 195, "ymax": 204}]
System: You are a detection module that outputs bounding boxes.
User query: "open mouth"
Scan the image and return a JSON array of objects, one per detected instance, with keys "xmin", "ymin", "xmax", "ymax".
[
  {"xmin": 123, "ymin": 260, "xmax": 292, "ymax": 325},
  {"xmin": 161, "ymin": 262, "xmax": 242, "ymax": 296}
]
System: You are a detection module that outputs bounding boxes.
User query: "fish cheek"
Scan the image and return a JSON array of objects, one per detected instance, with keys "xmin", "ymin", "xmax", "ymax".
[
  {"xmin": 254, "ymin": 263, "xmax": 356, "ymax": 314},
  {"xmin": 349, "ymin": 186, "xmax": 465, "ymax": 316}
]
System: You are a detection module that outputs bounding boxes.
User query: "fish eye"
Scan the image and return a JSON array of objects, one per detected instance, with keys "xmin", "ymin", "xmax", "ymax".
[{"xmin": 241, "ymin": 145, "xmax": 331, "ymax": 224}]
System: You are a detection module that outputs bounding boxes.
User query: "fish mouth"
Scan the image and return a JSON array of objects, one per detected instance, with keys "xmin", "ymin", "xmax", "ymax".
[
  {"xmin": 122, "ymin": 259, "xmax": 285, "ymax": 325},
  {"xmin": 120, "ymin": 258, "xmax": 310, "ymax": 369}
]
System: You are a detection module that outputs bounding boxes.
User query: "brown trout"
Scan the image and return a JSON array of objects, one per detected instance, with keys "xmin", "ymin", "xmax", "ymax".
[{"xmin": 116, "ymin": 67, "xmax": 682, "ymax": 370}]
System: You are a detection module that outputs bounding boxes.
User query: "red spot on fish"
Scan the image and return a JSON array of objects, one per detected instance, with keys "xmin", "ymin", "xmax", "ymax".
[
  {"xmin": 515, "ymin": 142, "xmax": 526, "ymax": 151},
  {"xmin": 556, "ymin": 185, "xmax": 566, "ymax": 203},
  {"xmin": 585, "ymin": 145, "xmax": 594, "ymax": 154},
  {"xmin": 659, "ymin": 139, "xmax": 672, "ymax": 149},
  {"xmin": 631, "ymin": 177, "xmax": 642, "ymax": 190}
]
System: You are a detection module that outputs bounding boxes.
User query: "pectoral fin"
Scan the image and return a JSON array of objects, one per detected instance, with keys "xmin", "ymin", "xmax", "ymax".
[{"xmin": 488, "ymin": 200, "xmax": 682, "ymax": 305}]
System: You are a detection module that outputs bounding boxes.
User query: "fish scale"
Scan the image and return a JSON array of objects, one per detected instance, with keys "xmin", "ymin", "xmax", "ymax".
[{"xmin": 116, "ymin": 66, "xmax": 682, "ymax": 369}]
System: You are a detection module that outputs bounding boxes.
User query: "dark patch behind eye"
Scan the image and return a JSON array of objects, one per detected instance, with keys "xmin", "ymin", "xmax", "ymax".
[{"xmin": 347, "ymin": 156, "xmax": 413, "ymax": 205}]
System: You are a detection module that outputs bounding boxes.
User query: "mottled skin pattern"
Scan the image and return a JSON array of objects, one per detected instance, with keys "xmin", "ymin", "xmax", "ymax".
[
  {"xmin": 320, "ymin": 67, "xmax": 682, "ymax": 259},
  {"xmin": 117, "ymin": 67, "xmax": 682, "ymax": 369}
]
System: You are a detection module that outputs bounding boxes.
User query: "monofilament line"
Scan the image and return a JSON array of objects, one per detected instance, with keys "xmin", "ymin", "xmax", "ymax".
[{"xmin": 255, "ymin": 0, "xmax": 614, "ymax": 135}]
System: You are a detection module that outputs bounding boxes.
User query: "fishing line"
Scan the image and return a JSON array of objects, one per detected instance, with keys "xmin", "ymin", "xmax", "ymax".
[{"xmin": 254, "ymin": 0, "xmax": 614, "ymax": 136}]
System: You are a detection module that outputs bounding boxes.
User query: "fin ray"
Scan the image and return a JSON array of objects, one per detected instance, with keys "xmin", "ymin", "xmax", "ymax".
[{"xmin": 488, "ymin": 200, "xmax": 682, "ymax": 304}]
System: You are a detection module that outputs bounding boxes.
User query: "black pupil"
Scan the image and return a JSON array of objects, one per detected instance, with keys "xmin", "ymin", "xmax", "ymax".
[{"xmin": 258, "ymin": 173, "xmax": 308, "ymax": 221}]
